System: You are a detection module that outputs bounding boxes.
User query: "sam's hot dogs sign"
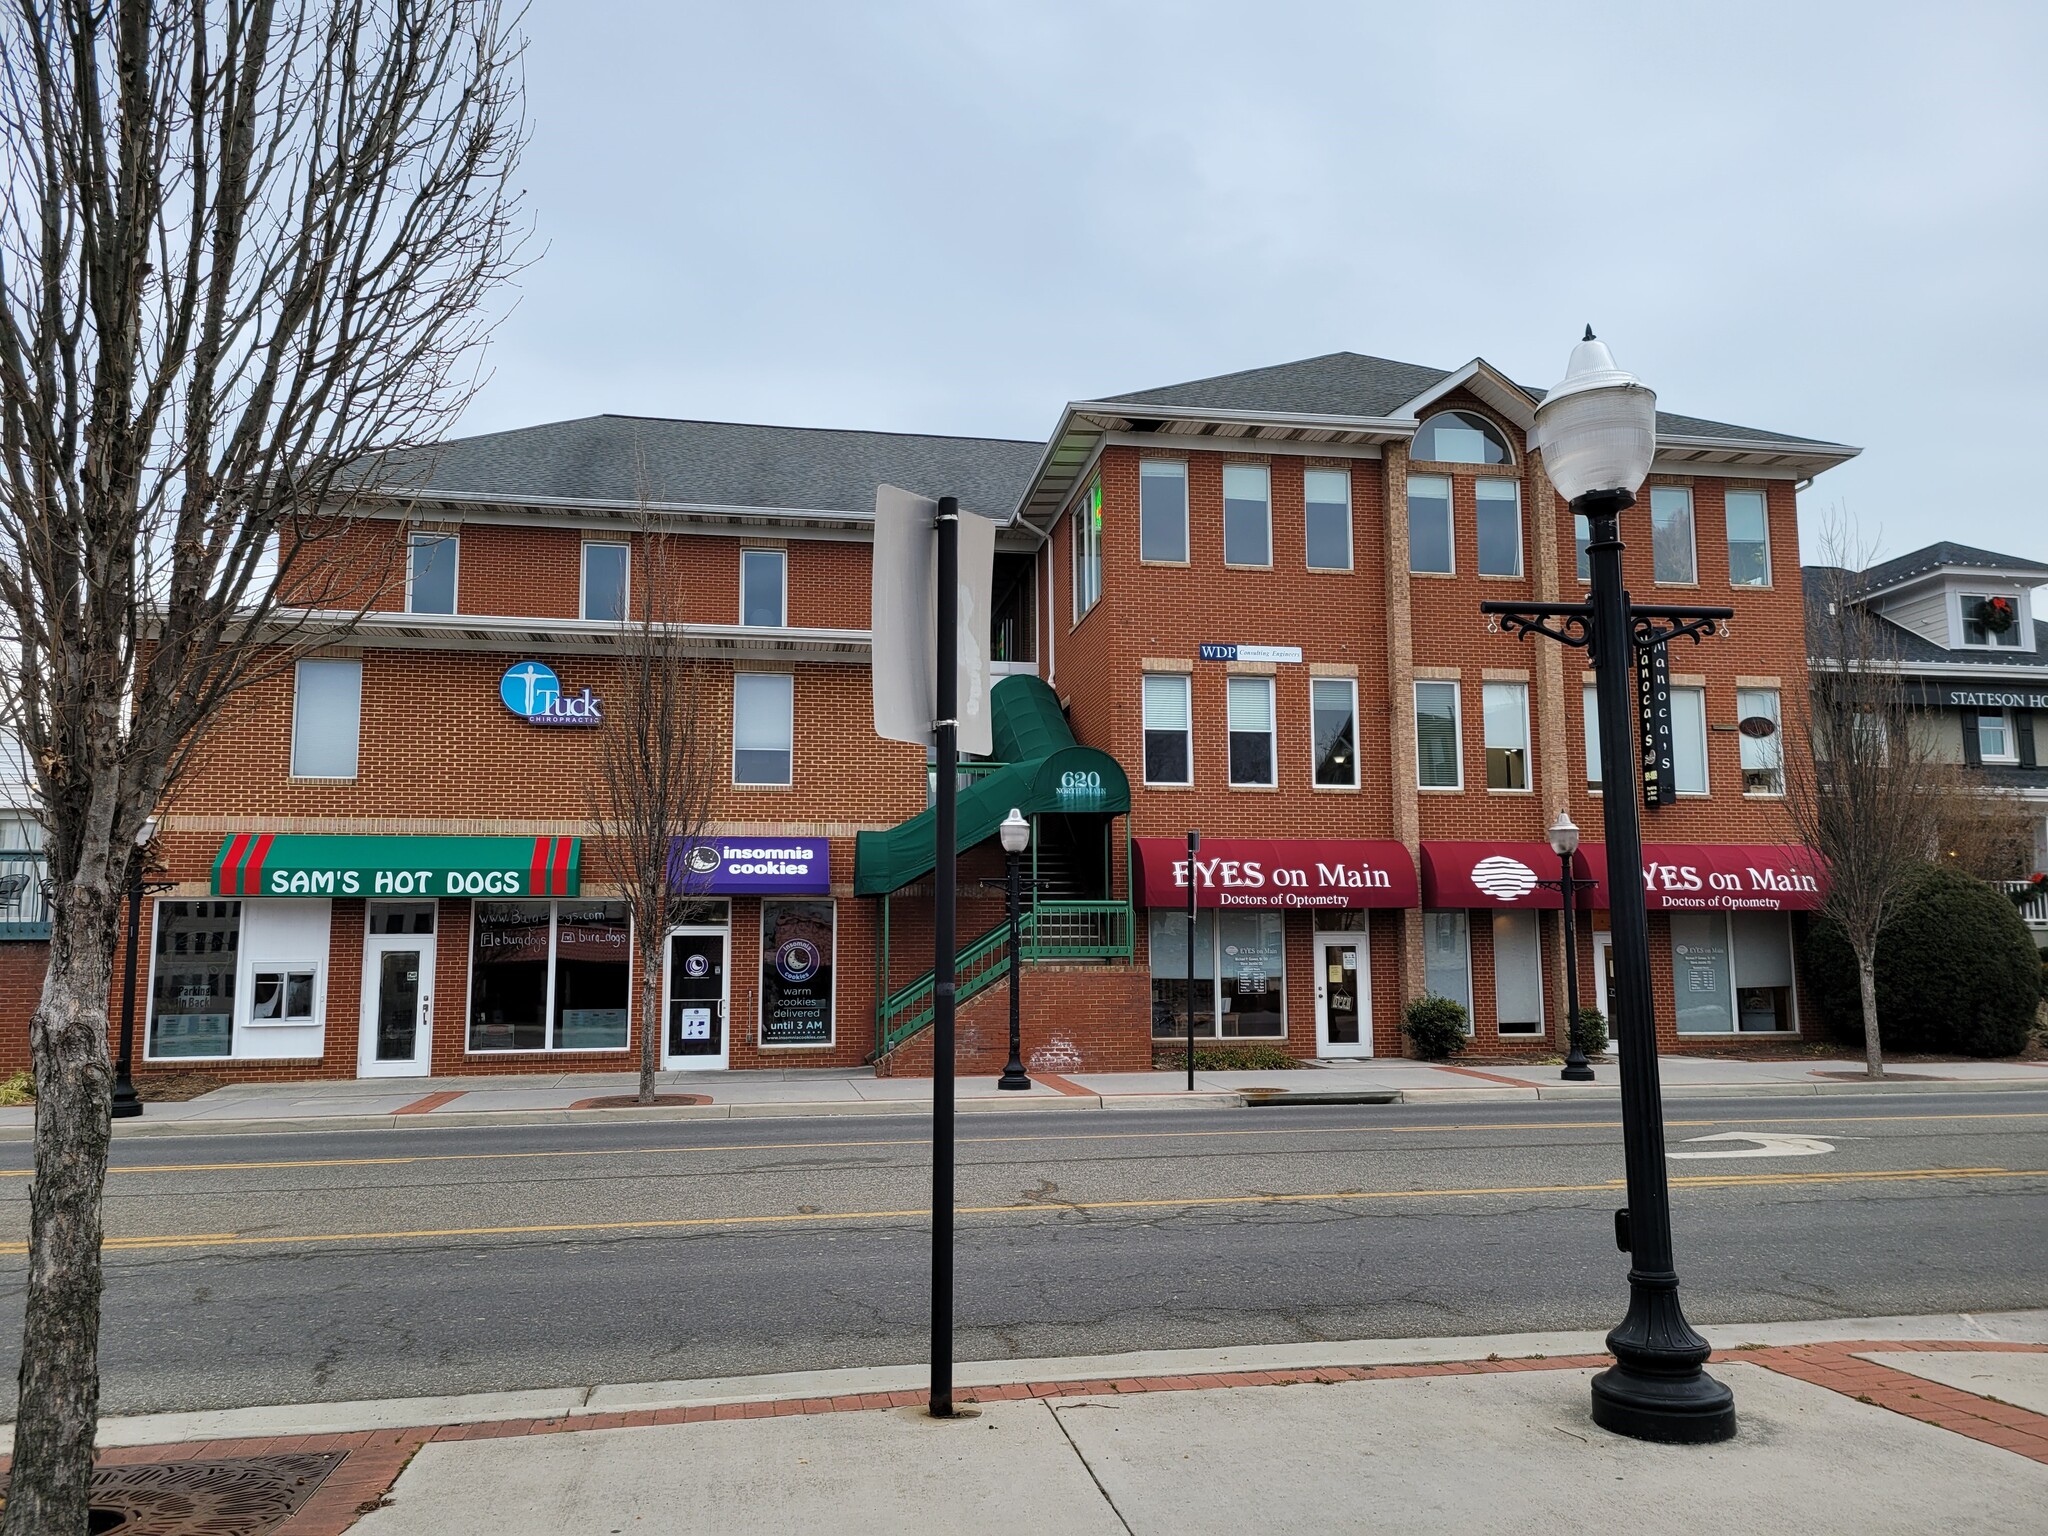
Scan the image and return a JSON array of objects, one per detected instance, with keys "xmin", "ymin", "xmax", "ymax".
[{"xmin": 214, "ymin": 834, "xmax": 581, "ymax": 898}]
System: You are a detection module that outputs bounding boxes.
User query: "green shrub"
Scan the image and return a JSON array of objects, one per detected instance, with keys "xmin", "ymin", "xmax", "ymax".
[
  {"xmin": 0, "ymin": 1070, "xmax": 33, "ymax": 1106},
  {"xmin": 1804, "ymin": 865, "xmax": 2039, "ymax": 1057},
  {"xmin": 1154, "ymin": 1044, "xmax": 1301, "ymax": 1072},
  {"xmin": 1569, "ymin": 1007, "xmax": 1608, "ymax": 1055},
  {"xmin": 1402, "ymin": 995, "xmax": 1469, "ymax": 1060}
]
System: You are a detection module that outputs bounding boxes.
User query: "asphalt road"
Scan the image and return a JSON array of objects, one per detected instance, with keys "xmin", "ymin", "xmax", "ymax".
[{"xmin": 0, "ymin": 1091, "xmax": 2043, "ymax": 1416}]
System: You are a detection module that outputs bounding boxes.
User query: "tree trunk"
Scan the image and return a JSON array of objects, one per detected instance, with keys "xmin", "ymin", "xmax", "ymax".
[
  {"xmin": 1856, "ymin": 944, "xmax": 1885, "ymax": 1081},
  {"xmin": 3, "ymin": 883, "xmax": 119, "ymax": 1536},
  {"xmin": 638, "ymin": 937, "xmax": 661, "ymax": 1105}
]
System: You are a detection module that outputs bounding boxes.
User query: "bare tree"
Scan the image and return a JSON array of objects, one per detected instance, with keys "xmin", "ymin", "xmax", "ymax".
[
  {"xmin": 0, "ymin": 3, "xmax": 524, "ymax": 1526},
  {"xmin": 1788, "ymin": 526, "xmax": 1947, "ymax": 1081},
  {"xmin": 1932, "ymin": 782, "xmax": 2039, "ymax": 883},
  {"xmin": 586, "ymin": 526, "xmax": 720, "ymax": 1105}
]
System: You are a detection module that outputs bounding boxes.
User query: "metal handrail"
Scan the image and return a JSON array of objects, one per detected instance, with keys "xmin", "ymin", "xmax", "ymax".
[{"xmin": 0, "ymin": 848, "xmax": 50, "ymax": 940}]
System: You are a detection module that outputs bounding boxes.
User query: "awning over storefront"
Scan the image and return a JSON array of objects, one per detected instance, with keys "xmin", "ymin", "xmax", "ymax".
[
  {"xmin": 1132, "ymin": 837, "xmax": 1417, "ymax": 910},
  {"xmin": 1418, "ymin": 840, "xmax": 1825, "ymax": 913},
  {"xmin": 1581, "ymin": 843, "xmax": 1826, "ymax": 912},
  {"xmin": 213, "ymin": 834, "xmax": 580, "ymax": 898},
  {"xmin": 1421, "ymin": 842, "xmax": 1594, "ymax": 910}
]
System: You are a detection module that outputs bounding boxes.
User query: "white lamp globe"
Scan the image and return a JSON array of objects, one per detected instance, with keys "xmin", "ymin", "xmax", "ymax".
[
  {"xmin": 1547, "ymin": 811, "xmax": 1580, "ymax": 859},
  {"xmin": 999, "ymin": 807, "xmax": 1030, "ymax": 856},
  {"xmin": 1531, "ymin": 329, "xmax": 1657, "ymax": 503}
]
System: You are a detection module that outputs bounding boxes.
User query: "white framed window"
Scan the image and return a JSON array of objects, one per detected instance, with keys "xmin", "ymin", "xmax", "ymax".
[
  {"xmin": 1226, "ymin": 674, "xmax": 1276, "ymax": 786},
  {"xmin": 734, "ymin": 672, "xmax": 794, "ymax": 785},
  {"xmin": 407, "ymin": 533, "xmax": 458, "ymax": 614},
  {"xmin": 1408, "ymin": 474, "xmax": 1453, "ymax": 574},
  {"xmin": 1649, "ymin": 487, "xmax": 1696, "ymax": 584},
  {"xmin": 1583, "ymin": 684, "xmax": 1602, "ymax": 792},
  {"xmin": 145, "ymin": 900, "xmax": 242, "ymax": 1060},
  {"xmin": 1737, "ymin": 687, "xmax": 1784, "ymax": 795},
  {"xmin": 1423, "ymin": 911, "xmax": 1473, "ymax": 1029},
  {"xmin": 1222, "ymin": 464, "xmax": 1272, "ymax": 567},
  {"xmin": 1724, "ymin": 489, "xmax": 1771, "ymax": 587},
  {"xmin": 1673, "ymin": 912, "xmax": 1798, "ymax": 1034},
  {"xmin": 1148, "ymin": 908, "xmax": 1285, "ymax": 1040},
  {"xmin": 1958, "ymin": 591, "xmax": 2029, "ymax": 650},
  {"xmin": 1483, "ymin": 682, "xmax": 1530, "ymax": 791},
  {"xmin": 1475, "ymin": 480, "xmax": 1522, "ymax": 577},
  {"xmin": 741, "ymin": 549, "xmax": 787, "ymax": 627},
  {"xmin": 248, "ymin": 964, "xmax": 320, "ymax": 1025},
  {"xmin": 1414, "ymin": 411, "xmax": 1513, "ymax": 465},
  {"xmin": 582, "ymin": 542, "xmax": 629, "ymax": 622},
  {"xmin": 291, "ymin": 659, "xmax": 362, "ymax": 779},
  {"xmin": 1303, "ymin": 468, "xmax": 1352, "ymax": 571},
  {"xmin": 468, "ymin": 900, "xmax": 633, "ymax": 1053},
  {"xmin": 1071, "ymin": 480, "xmax": 1103, "ymax": 622},
  {"xmin": 1672, "ymin": 685, "xmax": 1709, "ymax": 795},
  {"xmin": 1142, "ymin": 674, "xmax": 1192, "ymax": 786},
  {"xmin": 1492, "ymin": 910, "xmax": 1544, "ymax": 1035},
  {"xmin": 1139, "ymin": 461, "xmax": 1188, "ymax": 564},
  {"xmin": 1574, "ymin": 513, "xmax": 1591, "ymax": 583},
  {"xmin": 1415, "ymin": 680, "xmax": 1462, "ymax": 790},
  {"xmin": 1978, "ymin": 710, "xmax": 2018, "ymax": 764},
  {"xmin": 1311, "ymin": 677, "xmax": 1358, "ymax": 788}
]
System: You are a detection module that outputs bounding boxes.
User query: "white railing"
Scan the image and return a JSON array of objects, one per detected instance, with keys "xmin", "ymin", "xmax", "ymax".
[{"xmin": 2000, "ymin": 878, "xmax": 2048, "ymax": 929}]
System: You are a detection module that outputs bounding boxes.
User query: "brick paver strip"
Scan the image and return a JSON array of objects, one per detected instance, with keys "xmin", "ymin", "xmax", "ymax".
[
  {"xmin": 391, "ymin": 1090, "xmax": 465, "ymax": 1115},
  {"xmin": 1030, "ymin": 1072, "xmax": 1096, "ymax": 1098},
  {"xmin": 30, "ymin": 1339, "xmax": 2043, "ymax": 1531}
]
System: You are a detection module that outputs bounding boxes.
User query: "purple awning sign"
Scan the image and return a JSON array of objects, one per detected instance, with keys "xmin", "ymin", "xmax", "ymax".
[{"xmin": 670, "ymin": 838, "xmax": 830, "ymax": 895}]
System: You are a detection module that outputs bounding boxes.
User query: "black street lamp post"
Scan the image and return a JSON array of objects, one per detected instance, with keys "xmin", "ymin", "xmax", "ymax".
[
  {"xmin": 111, "ymin": 815, "xmax": 160, "ymax": 1121},
  {"xmin": 1482, "ymin": 330, "xmax": 1736, "ymax": 1444},
  {"xmin": 996, "ymin": 808, "xmax": 1032, "ymax": 1091},
  {"xmin": 1534, "ymin": 811, "xmax": 1594, "ymax": 1084}
]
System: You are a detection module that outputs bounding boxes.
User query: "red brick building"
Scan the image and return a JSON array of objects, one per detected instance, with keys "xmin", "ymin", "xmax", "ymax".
[{"xmin": 24, "ymin": 350, "xmax": 1858, "ymax": 1082}]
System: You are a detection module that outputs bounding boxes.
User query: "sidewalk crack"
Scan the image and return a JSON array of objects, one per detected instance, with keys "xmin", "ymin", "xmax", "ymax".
[{"xmin": 1045, "ymin": 1400, "xmax": 1135, "ymax": 1536}]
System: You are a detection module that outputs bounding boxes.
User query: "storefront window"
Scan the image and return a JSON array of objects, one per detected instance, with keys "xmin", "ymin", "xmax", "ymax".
[
  {"xmin": 1218, "ymin": 911, "xmax": 1285, "ymax": 1037},
  {"xmin": 1492, "ymin": 910, "xmax": 1543, "ymax": 1035},
  {"xmin": 554, "ymin": 902, "xmax": 631, "ymax": 1049},
  {"xmin": 1423, "ymin": 911, "xmax": 1471, "ymax": 1023},
  {"xmin": 1671, "ymin": 912, "xmax": 1734, "ymax": 1034},
  {"xmin": 1732, "ymin": 914, "xmax": 1796, "ymax": 1032},
  {"xmin": 471, "ymin": 900, "xmax": 630, "ymax": 1052},
  {"xmin": 761, "ymin": 899, "xmax": 835, "ymax": 1046},
  {"xmin": 148, "ymin": 901, "xmax": 240, "ymax": 1058}
]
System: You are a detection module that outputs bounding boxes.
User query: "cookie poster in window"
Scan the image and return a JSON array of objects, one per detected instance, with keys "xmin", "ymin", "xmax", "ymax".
[
  {"xmin": 761, "ymin": 900, "xmax": 833, "ymax": 1046},
  {"xmin": 1978, "ymin": 596, "xmax": 2018, "ymax": 635}
]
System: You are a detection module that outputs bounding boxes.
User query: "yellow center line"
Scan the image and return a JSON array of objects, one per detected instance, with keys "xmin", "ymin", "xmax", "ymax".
[
  {"xmin": 5, "ymin": 1108, "xmax": 2040, "ymax": 1181},
  {"xmin": 6, "ymin": 1165, "xmax": 2035, "ymax": 1257}
]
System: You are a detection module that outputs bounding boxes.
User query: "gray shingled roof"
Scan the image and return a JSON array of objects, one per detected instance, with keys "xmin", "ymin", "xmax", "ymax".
[
  {"xmin": 1856, "ymin": 541, "xmax": 2048, "ymax": 594},
  {"xmin": 1104, "ymin": 350, "xmax": 1846, "ymax": 448},
  {"xmin": 1803, "ymin": 564, "xmax": 2048, "ymax": 669},
  {"xmin": 370, "ymin": 415, "xmax": 1044, "ymax": 521}
]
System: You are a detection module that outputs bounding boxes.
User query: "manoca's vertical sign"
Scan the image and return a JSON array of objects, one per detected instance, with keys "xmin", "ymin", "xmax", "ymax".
[{"xmin": 1636, "ymin": 641, "xmax": 1675, "ymax": 807}]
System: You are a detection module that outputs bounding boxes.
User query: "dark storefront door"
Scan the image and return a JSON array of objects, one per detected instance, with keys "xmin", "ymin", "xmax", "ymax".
[{"xmin": 666, "ymin": 929, "xmax": 728, "ymax": 1068}]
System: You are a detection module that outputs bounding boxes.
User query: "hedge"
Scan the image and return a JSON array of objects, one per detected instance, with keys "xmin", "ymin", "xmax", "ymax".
[{"xmin": 1803, "ymin": 864, "xmax": 2039, "ymax": 1057}]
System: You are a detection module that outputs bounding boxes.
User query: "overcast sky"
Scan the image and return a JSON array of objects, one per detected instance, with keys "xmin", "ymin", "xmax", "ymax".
[{"xmin": 458, "ymin": 1, "xmax": 2046, "ymax": 566}]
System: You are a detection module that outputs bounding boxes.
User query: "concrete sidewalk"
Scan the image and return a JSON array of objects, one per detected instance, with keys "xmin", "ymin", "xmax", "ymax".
[
  {"xmin": 31, "ymin": 1052, "xmax": 2047, "ymax": 1137},
  {"xmin": 46, "ymin": 1312, "xmax": 2048, "ymax": 1535}
]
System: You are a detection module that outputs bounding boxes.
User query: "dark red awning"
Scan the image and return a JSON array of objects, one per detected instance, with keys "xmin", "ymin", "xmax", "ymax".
[
  {"xmin": 1420, "ymin": 842, "xmax": 1595, "ymax": 910},
  {"xmin": 1132, "ymin": 837, "xmax": 1417, "ymax": 910},
  {"xmin": 1582, "ymin": 844, "xmax": 1827, "ymax": 912}
]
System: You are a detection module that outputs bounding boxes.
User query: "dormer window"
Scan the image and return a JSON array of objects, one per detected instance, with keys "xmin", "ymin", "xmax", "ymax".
[
  {"xmin": 1413, "ymin": 411, "xmax": 1513, "ymax": 466},
  {"xmin": 1959, "ymin": 591, "xmax": 2028, "ymax": 649}
]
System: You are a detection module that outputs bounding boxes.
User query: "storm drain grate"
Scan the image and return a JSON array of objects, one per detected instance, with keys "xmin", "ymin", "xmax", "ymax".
[{"xmin": 82, "ymin": 1452, "xmax": 345, "ymax": 1535}]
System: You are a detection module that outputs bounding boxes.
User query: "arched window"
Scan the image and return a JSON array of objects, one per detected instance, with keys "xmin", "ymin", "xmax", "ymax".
[{"xmin": 1413, "ymin": 410, "xmax": 1514, "ymax": 466}]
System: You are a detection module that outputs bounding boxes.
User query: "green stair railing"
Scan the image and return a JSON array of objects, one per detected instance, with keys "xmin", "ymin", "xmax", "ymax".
[{"xmin": 873, "ymin": 900, "xmax": 1133, "ymax": 1058}]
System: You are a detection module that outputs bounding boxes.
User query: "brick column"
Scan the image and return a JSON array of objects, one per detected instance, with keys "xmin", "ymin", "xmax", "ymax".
[
  {"xmin": 1381, "ymin": 443, "xmax": 1425, "ymax": 1011},
  {"xmin": 1528, "ymin": 455, "xmax": 1575, "ymax": 1049}
]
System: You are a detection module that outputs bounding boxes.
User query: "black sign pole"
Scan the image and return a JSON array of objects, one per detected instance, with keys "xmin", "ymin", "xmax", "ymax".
[
  {"xmin": 929, "ymin": 498, "xmax": 959, "ymax": 1418},
  {"xmin": 1186, "ymin": 830, "xmax": 1199, "ymax": 1092}
]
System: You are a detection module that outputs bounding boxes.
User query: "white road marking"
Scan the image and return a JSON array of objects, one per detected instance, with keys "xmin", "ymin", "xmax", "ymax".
[{"xmin": 1668, "ymin": 1131, "xmax": 1836, "ymax": 1160}]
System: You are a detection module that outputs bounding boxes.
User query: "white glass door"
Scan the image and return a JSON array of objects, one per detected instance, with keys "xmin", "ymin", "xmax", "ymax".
[
  {"xmin": 1593, "ymin": 932, "xmax": 1619, "ymax": 1053},
  {"xmin": 359, "ymin": 934, "xmax": 434, "ymax": 1076},
  {"xmin": 663, "ymin": 927, "xmax": 729, "ymax": 1070},
  {"xmin": 1313, "ymin": 934, "xmax": 1372, "ymax": 1058}
]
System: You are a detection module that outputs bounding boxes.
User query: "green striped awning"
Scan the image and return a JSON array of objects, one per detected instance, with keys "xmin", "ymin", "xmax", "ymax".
[{"xmin": 212, "ymin": 834, "xmax": 580, "ymax": 899}]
